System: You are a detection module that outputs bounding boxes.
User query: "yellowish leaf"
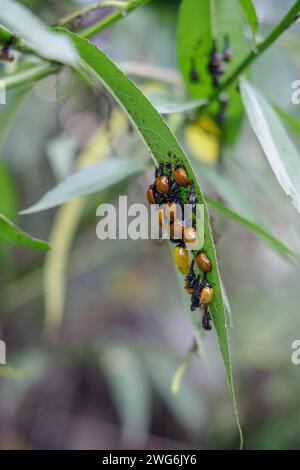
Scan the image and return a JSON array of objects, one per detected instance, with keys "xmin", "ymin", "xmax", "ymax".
[{"xmin": 185, "ymin": 114, "xmax": 221, "ymax": 164}]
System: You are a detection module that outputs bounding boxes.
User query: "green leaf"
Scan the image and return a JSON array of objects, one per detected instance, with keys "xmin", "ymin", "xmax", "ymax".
[
  {"xmin": 0, "ymin": 212, "xmax": 50, "ymax": 251},
  {"xmin": 63, "ymin": 29, "xmax": 243, "ymax": 445},
  {"xmin": 238, "ymin": 0, "xmax": 258, "ymax": 37},
  {"xmin": 0, "ymin": 161, "xmax": 18, "ymax": 220},
  {"xmin": 0, "ymin": 0, "xmax": 78, "ymax": 65},
  {"xmin": 0, "ymin": 88, "xmax": 29, "ymax": 152},
  {"xmin": 205, "ymin": 196, "xmax": 299, "ymax": 260},
  {"xmin": 177, "ymin": 0, "xmax": 250, "ymax": 98},
  {"xmin": 240, "ymin": 78, "xmax": 300, "ymax": 214},
  {"xmin": 20, "ymin": 158, "xmax": 147, "ymax": 214},
  {"xmin": 176, "ymin": 0, "xmax": 250, "ymax": 144}
]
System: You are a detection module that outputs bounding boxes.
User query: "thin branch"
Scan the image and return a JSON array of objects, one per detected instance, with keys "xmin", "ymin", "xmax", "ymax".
[
  {"xmin": 80, "ymin": 0, "xmax": 153, "ymax": 38},
  {"xmin": 2, "ymin": 63, "xmax": 57, "ymax": 89},
  {"xmin": 58, "ymin": 1, "xmax": 130, "ymax": 27}
]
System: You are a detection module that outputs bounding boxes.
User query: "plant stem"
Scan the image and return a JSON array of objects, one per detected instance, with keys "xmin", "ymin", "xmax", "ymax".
[
  {"xmin": 211, "ymin": 0, "xmax": 300, "ymax": 99},
  {"xmin": 0, "ymin": 24, "xmax": 41, "ymax": 56},
  {"xmin": 59, "ymin": 1, "xmax": 142, "ymax": 26},
  {"xmin": 80, "ymin": 0, "xmax": 152, "ymax": 38},
  {"xmin": 0, "ymin": 25, "xmax": 14, "ymax": 43},
  {"xmin": 3, "ymin": 63, "xmax": 57, "ymax": 90}
]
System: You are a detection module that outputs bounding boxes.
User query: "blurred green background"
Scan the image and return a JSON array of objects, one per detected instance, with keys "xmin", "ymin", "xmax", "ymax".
[{"xmin": 1, "ymin": 0, "xmax": 300, "ymax": 450}]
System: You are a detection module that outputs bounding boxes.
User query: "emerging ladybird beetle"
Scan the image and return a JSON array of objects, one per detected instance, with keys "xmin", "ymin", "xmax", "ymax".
[
  {"xmin": 183, "ymin": 226, "xmax": 197, "ymax": 244},
  {"xmin": 147, "ymin": 184, "xmax": 156, "ymax": 204},
  {"xmin": 156, "ymin": 175, "xmax": 169, "ymax": 194},
  {"xmin": 173, "ymin": 167, "xmax": 190, "ymax": 187},
  {"xmin": 173, "ymin": 245, "xmax": 189, "ymax": 269},
  {"xmin": 195, "ymin": 252, "xmax": 212, "ymax": 272},
  {"xmin": 185, "ymin": 260, "xmax": 197, "ymax": 290},
  {"xmin": 200, "ymin": 285, "xmax": 214, "ymax": 305}
]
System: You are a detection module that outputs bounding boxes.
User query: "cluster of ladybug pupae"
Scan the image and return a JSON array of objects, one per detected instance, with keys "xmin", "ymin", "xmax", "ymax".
[
  {"xmin": 208, "ymin": 36, "xmax": 232, "ymax": 88},
  {"xmin": 189, "ymin": 36, "xmax": 232, "ymax": 87},
  {"xmin": 147, "ymin": 163, "xmax": 214, "ymax": 331}
]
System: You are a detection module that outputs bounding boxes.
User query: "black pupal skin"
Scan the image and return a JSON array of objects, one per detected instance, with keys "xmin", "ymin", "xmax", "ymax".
[
  {"xmin": 155, "ymin": 162, "xmax": 165, "ymax": 179},
  {"xmin": 202, "ymin": 306, "xmax": 212, "ymax": 331},
  {"xmin": 190, "ymin": 275, "xmax": 202, "ymax": 311},
  {"xmin": 185, "ymin": 260, "xmax": 197, "ymax": 290},
  {"xmin": 210, "ymin": 42, "xmax": 222, "ymax": 67},
  {"xmin": 187, "ymin": 180, "xmax": 196, "ymax": 204},
  {"xmin": 190, "ymin": 272, "xmax": 213, "ymax": 312},
  {"xmin": 187, "ymin": 180, "xmax": 198, "ymax": 216},
  {"xmin": 208, "ymin": 41, "xmax": 227, "ymax": 88},
  {"xmin": 168, "ymin": 180, "xmax": 181, "ymax": 204}
]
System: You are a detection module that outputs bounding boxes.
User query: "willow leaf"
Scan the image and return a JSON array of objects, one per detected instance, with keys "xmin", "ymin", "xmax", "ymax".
[
  {"xmin": 62, "ymin": 29, "xmax": 242, "ymax": 445},
  {"xmin": 0, "ymin": 212, "xmax": 50, "ymax": 251}
]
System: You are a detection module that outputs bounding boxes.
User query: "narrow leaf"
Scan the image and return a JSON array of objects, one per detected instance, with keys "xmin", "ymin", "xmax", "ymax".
[
  {"xmin": 20, "ymin": 158, "xmax": 147, "ymax": 214},
  {"xmin": 0, "ymin": 0, "xmax": 78, "ymax": 65},
  {"xmin": 240, "ymin": 78, "xmax": 300, "ymax": 214},
  {"xmin": 206, "ymin": 196, "xmax": 299, "ymax": 260},
  {"xmin": 0, "ymin": 212, "xmax": 50, "ymax": 251},
  {"xmin": 64, "ymin": 29, "xmax": 243, "ymax": 445},
  {"xmin": 239, "ymin": 0, "xmax": 258, "ymax": 37}
]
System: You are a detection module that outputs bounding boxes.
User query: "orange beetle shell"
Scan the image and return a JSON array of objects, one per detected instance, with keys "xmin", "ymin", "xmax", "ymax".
[
  {"xmin": 195, "ymin": 252, "xmax": 212, "ymax": 272},
  {"xmin": 173, "ymin": 246, "xmax": 189, "ymax": 268},
  {"xmin": 147, "ymin": 186, "xmax": 156, "ymax": 204},
  {"xmin": 173, "ymin": 167, "xmax": 190, "ymax": 187},
  {"xmin": 156, "ymin": 175, "xmax": 169, "ymax": 194}
]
